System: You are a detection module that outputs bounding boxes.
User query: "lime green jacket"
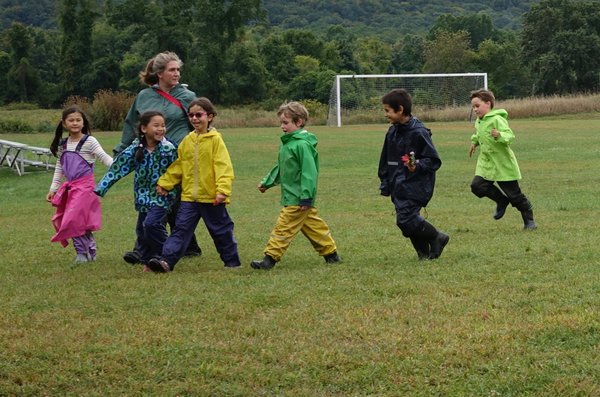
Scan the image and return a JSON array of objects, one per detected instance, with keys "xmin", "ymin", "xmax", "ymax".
[
  {"xmin": 158, "ymin": 129, "xmax": 234, "ymax": 203},
  {"xmin": 471, "ymin": 109, "xmax": 521, "ymax": 181},
  {"xmin": 261, "ymin": 129, "xmax": 319, "ymax": 207}
]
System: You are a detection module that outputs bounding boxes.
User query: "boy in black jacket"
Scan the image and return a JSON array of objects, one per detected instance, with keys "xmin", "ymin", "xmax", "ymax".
[{"xmin": 378, "ymin": 89, "xmax": 449, "ymax": 259}]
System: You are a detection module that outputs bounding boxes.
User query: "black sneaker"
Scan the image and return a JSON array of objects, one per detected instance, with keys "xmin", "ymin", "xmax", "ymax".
[
  {"xmin": 250, "ymin": 255, "xmax": 277, "ymax": 270},
  {"xmin": 123, "ymin": 251, "xmax": 141, "ymax": 264},
  {"xmin": 224, "ymin": 262, "xmax": 241, "ymax": 268},
  {"xmin": 147, "ymin": 258, "xmax": 172, "ymax": 273},
  {"xmin": 324, "ymin": 251, "xmax": 341, "ymax": 264}
]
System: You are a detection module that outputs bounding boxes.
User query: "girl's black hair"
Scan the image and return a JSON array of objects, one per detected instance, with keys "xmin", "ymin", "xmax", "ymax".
[
  {"xmin": 135, "ymin": 111, "xmax": 166, "ymax": 162},
  {"xmin": 49, "ymin": 106, "xmax": 92, "ymax": 156}
]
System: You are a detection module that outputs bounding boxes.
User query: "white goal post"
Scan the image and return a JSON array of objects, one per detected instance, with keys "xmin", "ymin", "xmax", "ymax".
[{"xmin": 327, "ymin": 73, "xmax": 488, "ymax": 127}]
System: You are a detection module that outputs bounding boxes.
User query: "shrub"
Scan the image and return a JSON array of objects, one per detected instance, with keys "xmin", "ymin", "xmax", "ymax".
[
  {"xmin": 301, "ymin": 99, "xmax": 328, "ymax": 124},
  {"xmin": 89, "ymin": 90, "xmax": 135, "ymax": 131},
  {"xmin": 36, "ymin": 121, "xmax": 56, "ymax": 133},
  {"xmin": 62, "ymin": 96, "xmax": 92, "ymax": 115},
  {"xmin": 0, "ymin": 119, "xmax": 35, "ymax": 133}
]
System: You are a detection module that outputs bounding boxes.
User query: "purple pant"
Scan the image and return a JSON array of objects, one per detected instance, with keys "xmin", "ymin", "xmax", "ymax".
[
  {"xmin": 73, "ymin": 231, "xmax": 96, "ymax": 257},
  {"xmin": 161, "ymin": 202, "xmax": 240, "ymax": 268}
]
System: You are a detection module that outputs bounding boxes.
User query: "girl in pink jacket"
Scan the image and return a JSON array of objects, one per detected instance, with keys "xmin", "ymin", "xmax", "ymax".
[{"xmin": 46, "ymin": 106, "xmax": 113, "ymax": 263}]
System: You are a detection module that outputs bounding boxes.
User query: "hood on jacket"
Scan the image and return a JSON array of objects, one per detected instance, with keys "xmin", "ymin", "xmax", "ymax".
[
  {"xmin": 281, "ymin": 129, "xmax": 318, "ymax": 147},
  {"xmin": 481, "ymin": 108, "xmax": 509, "ymax": 121}
]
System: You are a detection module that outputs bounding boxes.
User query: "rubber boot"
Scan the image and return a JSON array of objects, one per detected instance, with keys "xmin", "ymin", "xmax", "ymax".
[
  {"xmin": 486, "ymin": 188, "xmax": 510, "ymax": 220},
  {"xmin": 418, "ymin": 221, "xmax": 449, "ymax": 260},
  {"xmin": 409, "ymin": 237, "xmax": 430, "ymax": 260},
  {"xmin": 493, "ymin": 195, "xmax": 510, "ymax": 220},
  {"xmin": 521, "ymin": 208, "xmax": 537, "ymax": 230}
]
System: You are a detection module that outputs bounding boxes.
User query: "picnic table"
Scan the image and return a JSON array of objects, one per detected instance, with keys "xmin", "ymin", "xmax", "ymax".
[{"xmin": 0, "ymin": 139, "xmax": 56, "ymax": 176}]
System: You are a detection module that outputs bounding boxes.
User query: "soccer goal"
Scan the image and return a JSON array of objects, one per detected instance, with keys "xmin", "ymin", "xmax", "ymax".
[{"xmin": 327, "ymin": 73, "xmax": 488, "ymax": 127}]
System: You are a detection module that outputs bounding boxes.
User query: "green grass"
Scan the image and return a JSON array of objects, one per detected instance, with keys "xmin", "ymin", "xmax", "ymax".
[{"xmin": 1, "ymin": 118, "xmax": 599, "ymax": 396}]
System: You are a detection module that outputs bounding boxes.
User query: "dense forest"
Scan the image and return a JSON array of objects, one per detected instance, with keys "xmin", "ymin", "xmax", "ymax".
[
  {"xmin": 0, "ymin": 0, "xmax": 599, "ymax": 110},
  {"xmin": 1, "ymin": 0, "xmax": 537, "ymax": 32},
  {"xmin": 262, "ymin": 0, "xmax": 538, "ymax": 34}
]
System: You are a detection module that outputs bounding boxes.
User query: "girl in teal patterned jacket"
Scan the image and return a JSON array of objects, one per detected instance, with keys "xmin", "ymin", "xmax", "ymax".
[{"xmin": 95, "ymin": 111, "xmax": 178, "ymax": 269}]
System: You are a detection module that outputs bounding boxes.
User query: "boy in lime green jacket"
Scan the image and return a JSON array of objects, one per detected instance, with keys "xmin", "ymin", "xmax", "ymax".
[{"xmin": 469, "ymin": 89, "xmax": 536, "ymax": 230}]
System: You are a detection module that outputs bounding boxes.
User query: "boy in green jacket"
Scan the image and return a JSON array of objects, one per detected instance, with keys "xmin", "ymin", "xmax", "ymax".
[
  {"xmin": 469, "ymin": 89, "xmax": 536, "ymax": 230},
  {"xmin": 251, "ymin": 101, "xmax": 340, "ymax": 269}
]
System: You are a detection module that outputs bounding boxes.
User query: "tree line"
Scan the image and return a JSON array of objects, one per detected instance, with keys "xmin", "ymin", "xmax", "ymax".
[{"xmin": 0, "ymin": 0, "xmax": 599, "ymax": 109}]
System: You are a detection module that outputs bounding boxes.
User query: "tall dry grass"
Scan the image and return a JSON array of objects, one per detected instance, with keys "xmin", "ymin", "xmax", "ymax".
[
  {"xmin": 339, "ymin": 93, "xmax": 600, "ymax": 125},
  {"xmin": 2, "ymin": 93, "xmax": 600, "ymax": 132}
]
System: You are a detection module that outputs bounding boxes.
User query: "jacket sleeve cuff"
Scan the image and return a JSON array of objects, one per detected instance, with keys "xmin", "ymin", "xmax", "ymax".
[{"xmin": 299, "ymin": 198, "xmax": 312, "ymax": 207}]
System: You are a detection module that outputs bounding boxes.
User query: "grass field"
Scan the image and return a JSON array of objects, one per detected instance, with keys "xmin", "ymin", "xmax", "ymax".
[{"xmin": 1, "ymin": 116, "xmax": 599, "ymax": 396}]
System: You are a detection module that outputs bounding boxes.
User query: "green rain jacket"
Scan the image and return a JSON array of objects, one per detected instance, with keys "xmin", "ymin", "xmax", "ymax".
[
  {"xmin": 471, "ymin": 108, "xmax": 521, "ymax": 181},
  {"xmin": 261, "ymin": 129, "xmax": 319, "ymax": 207},
  {"xmin": 113, "ymin": 84, "xmax": 196, "ymax": 155}
]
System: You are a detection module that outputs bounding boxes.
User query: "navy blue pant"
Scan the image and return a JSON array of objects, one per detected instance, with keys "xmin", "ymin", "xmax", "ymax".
[
  {"xmin": 392, "ymin": 197, "xmax": 425, "ymax": 237},
  {"xmin": 135, "ymin": 206, "xmax": 169, "ymax": 263},
  {"xmin": 161, "ymin": 201, "xmax": 240, "ymax": 268}
]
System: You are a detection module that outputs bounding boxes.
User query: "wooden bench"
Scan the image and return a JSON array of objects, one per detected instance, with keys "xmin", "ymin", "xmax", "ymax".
[{"xmin": 0, "ymin": 139, "xmax": 56, "ymax": 176}]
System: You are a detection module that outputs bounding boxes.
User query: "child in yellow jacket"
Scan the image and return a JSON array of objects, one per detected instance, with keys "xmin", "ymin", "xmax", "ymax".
[{"xmin": 147, "ymin": 97, "xmax": 240, "ymax": 272}]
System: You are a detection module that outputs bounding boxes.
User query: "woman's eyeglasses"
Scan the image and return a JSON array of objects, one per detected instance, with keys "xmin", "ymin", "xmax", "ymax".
[{"xmin": 188, "ymin": 112, "xmax": 206, "ymax": 119}]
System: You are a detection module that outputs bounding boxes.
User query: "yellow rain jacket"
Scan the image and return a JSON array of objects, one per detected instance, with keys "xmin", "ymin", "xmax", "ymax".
[{"xmin": 158, "ymin": 129, "xmax": 234, "ymax": 203}]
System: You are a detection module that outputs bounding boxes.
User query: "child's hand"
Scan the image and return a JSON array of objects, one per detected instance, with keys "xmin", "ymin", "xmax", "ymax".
[
  {"xmin": 401, "ymin": 152, "xmax": 417, "ymax": 172},
  {"xmin": 46, "ymin": 192, "xmax": 55, "ymax": 202},
  {"xmin": 490, "ymin": 128, "xmax": 500, "ymax": 139},
  {"xmin": 469, "ymin": 144, "xmax": 478, "ymax": 158},
  {"xmin": 257, "ymin": 183, "xmax": 266, "ymax": 193},
  {"xmin": 300, "ymin": 205, "xmax": 309, "ymax": 211},
  {"xmin": 213, "ymin": 193, "xmax": 227, "ymax": 205},
  {"xmin": 156, "ymin": 185, "xmax": 169, "ymax": 196}
]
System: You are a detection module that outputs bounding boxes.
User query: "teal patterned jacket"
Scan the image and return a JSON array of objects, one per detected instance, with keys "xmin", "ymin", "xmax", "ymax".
[{"xmin": 95, "ymin": 138, "xmax": 178, "ymax": 212}]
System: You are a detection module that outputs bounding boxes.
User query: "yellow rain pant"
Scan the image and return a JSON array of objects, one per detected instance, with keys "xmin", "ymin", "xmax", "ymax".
[{"xmin": 264, "ymin": 206, "xmax": 337, "ymax": 261}]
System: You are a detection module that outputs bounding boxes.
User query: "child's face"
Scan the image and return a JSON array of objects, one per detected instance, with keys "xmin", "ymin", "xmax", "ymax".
[
  {"xmin": 188, "ymin": 105, "xmax": 212, "ymax": 133},
  {"xmin": 279, "ymin": 113, "xmax": 303, "ymax": 133},
  {"xmin": 141, "ymin": 115, "xmax": 166, "ymax": 145},
  {"xmin": 383, "ymin": 104, "xmax": 404, "ymax": 124},
  {"xmin": 63, "ymin": 112, "xmax": 84, "ymax": 135},
  {"xmin": 471, "ymin": 97, "xmax": 492, "ymax": 118}
]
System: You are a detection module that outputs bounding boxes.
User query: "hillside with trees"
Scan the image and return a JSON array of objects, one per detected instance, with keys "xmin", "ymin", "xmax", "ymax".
[
  {"xmin": 0, "ymin": 0, "xmax": 599, "ymax": 113},
  {"xmin": 1, "ymin": 0, "xmax": 538, "ymax": 32},
  {"xmin": 262, "ymin": 0, "xmax": 538, "ymax": 35}
]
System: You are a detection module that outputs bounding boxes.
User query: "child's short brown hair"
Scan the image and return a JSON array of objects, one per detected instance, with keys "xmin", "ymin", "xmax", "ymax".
[
  {"xmin": 277, "ymin": 101, "xmax": 309, "ymax": 127},
  {"xmin": 470, "ymin": 89, "xmax": 495, "ymax": 108}
]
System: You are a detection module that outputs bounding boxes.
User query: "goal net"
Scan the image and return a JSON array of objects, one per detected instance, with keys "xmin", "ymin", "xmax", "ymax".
[{"xmin": 327, "ymin": 73, "xmax": 488, "ymax": 127}]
